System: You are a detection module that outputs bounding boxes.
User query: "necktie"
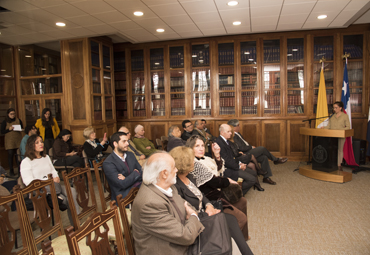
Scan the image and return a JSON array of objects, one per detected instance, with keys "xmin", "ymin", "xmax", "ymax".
[
  {"xmin": 236, "ymin": 132, "xmax": 249, "ymax": 146},
  {"xmin": 128, "ymin": 142, "xmax": 142, "ymax": 156}
]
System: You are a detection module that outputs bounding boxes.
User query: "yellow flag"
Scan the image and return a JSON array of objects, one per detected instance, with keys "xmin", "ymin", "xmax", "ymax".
[{"xmin": 316, "ymin": 68, "xmax": 329, "ymax": 128}]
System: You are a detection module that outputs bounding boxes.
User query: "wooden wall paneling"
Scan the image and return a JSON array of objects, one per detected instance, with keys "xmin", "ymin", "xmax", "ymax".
[
  {"xmin": 287, "ymin": 120, "xmax": 309, "ymax": 160},
  {"xmin": 261, "ymin": 120, "xmax": 286, "ymax": 156},
  {"xmin": 69, "ymin": 125, "xmax": 87, "ymax": 145},
  {"xmin": 206, "ymin": 120, "xmax": 216, "ymax": 137},
  {"xmin": 150, "ymin": 122, "xmax": 167, "ymax": 144},
  {"xmin": 240, "ymin": 120, "xmax": 260, "ymax": 148},
  {"xmin": 107, "ymin": 122, "xmax": 116, "ymax": 136},
  {"xmin": 352, "ymin": 118, "xmax": 367, "ymax": 140}
]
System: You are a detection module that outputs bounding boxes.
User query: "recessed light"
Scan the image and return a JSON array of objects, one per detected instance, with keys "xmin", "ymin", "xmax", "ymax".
[
  {"xmin": 233, "ymin": 21, "xmax": 241, "ymax": 25},
  {"xmin": 228, "ymin": 1, "xmax": 238, "ymax": 6},
  {"xmin": 292, "ymin": 49, "xmax": 298, "ymax": 51},
  {"xmin": 244, "ymin": 51, "xmax": 250, "ymax": 55},
  {"xmin": 56, "ymin": 22, "xmax": 65, "ymax": 27},
  {"xmin": 317, "ymin": 15, "xmax": 327, "ymax": 20},
  {"xmin": 25, "ymin": 55, "xmax": 32, "ymax": 58},
  {"xmin": 156, "ymin": 28, "xmax": 165, "ymax": 32},
  {"xmin": 134, "ymin": 11, "xmax": 143, "ymax": 16}
]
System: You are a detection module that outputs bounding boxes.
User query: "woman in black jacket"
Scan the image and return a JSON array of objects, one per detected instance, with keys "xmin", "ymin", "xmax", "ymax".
[
  {"xmin": 82, "ymin": 127, "xmax": 109, "ymax": 167},
  {"xmin": 53, "ymin": 129, "xmax": 84, "ymax": 168},
  {"xmin": 169, "ymin": 146, "xmax": 254, "ymax": 255}
]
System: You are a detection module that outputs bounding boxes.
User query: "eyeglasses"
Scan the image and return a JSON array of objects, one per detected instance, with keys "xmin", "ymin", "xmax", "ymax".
[{"xmin": 185, "ymin": 124, "xmax": 193, "ymax": 128}]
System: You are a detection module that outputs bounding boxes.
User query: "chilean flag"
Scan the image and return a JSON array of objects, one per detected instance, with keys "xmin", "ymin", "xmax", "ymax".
[{"xmin": 341, "ymin": 62, "xmax": 358, "ymax": 166}]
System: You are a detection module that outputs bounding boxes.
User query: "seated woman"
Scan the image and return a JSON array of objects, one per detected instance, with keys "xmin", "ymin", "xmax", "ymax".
[
  {"xmin": 132, "ymin": 125, "xmax": 157, "ymax": 157},
  {"xmin": 83, "ymin": 127, "xmax": 109, "ymax": 167},
  {"xmin": 20, "ymin": 134, "xmax": 80, "ymax": 226},
  {"xmin": 169, "ymin": 146, "xmax": 253, "ymax": 255},
  {"xmin": 53, "ymin": 129, "xmax": 85, "ymax": 168},
  {"xmin": 186, "ymin": 135, "xmax": 252, "ymax": 240}
]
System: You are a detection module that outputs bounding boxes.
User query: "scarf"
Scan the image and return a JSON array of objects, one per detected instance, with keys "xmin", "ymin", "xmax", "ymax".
[
  {"xmin": 192, "ymin": 160, "xmax": 214, "ymax": 187},
  {"xmin": 86, "ymin": 139, "xmax": 104, "ymax": 160}
]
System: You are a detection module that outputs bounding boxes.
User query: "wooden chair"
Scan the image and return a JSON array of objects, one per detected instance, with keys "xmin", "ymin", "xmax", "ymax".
[
  {"xmin": 155, "ymin": 138, "xmax": 162, "ymax": 150},
  {"xmin": 49, "ymin": 148, "xmax": 74, "ymax": 174},
  {"xmin": 61, "ymin": 167, "xmax": 97, "ymax": 229},
  {"xmin": 116, "ymin": 187, "xmax": 139, "ymax": 255},
  {"xmin": 0, "ymin": 184, "xmax": 35, "ymax": 254},
  {"xmin": 160, "ymin": 136, "xmax": 168, "ymax": 143},
  {"xmin": 65, "ymin": 201, "xmax": 125, "ymax": 255},
  {"xmin": 93, "ymin": 159, "xmax": 111, "ymax": 212}
]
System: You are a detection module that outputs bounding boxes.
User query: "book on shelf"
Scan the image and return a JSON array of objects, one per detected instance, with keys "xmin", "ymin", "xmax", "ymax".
[
  {"xmin": 171, "ymin": 98, "xmax": 185, "ymax": 108},
  {"xmin": 192, "ymin": 49, "xmax": 209, "ymax": 66},
  {"xmin": 242, "ymin": 106, "xmax": 257, "ymax": 115},
  {"xmin": 219, "ymin": 107, "xmax": 235, "ymax": 115},
  {"xmin": 193, "ymin": 108, "xmax": 211, "ymax": 116},
  {"xmin": 170, "ymin": 52, "xmax": 184, "ymax": 68},
  {"xmin": 171, "ymin": 108, "xmax": 185, "ymax": 116},
  {"xmin": 241, "ymin": 47, "xmax": 256, "ymax": 64},
  {"xmin": 264, "ymin": 105, "xmax": 281, "ymax": 114},
  {"xmin": 133, "ymin": 109, "xmax": 146, "ymax": 117},
  {"xmin": 314, "ymin": 45, "xmax": 333, "ymax": 60},
  {"xmin": 131, "ymin": 56, "xmax": 144, "ymax": 71},
  {"xmin": 218, "ymin": 49, "xmax": 234, "ymax": 65},
  {"xmin": 150, "ymin": 53, "xmax": 164, "ymax": 69}
]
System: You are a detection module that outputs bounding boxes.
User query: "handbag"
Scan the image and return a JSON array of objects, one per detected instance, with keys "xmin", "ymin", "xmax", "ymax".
[
  {"xmin": 188, "ymin": 212, "xmax": 232, "ymax": 255},
  {"xmin": 222, "ymin": 184, "xmax": 243, "ymax": 204}
]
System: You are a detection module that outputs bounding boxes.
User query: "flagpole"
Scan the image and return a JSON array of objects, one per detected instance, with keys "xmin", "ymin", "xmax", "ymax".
[
  {"xmin": 319, "ymin": 57, "xmax": 326, "ymax": 70},
  {"xmin": 342, "ymin": 52, "xmax": 350, "ymax": 64}
]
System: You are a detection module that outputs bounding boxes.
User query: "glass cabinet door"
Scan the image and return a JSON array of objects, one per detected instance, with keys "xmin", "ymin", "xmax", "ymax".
[
  {"xmin": 241, "ymin": 41, "xmax": 257, "ymax": 115},
  {"xmin": 150, "ymin": 48, "xmax": 165, "ymax": 117},
  {"xmin": 192, "ymin": 44, "xmax": 210, "ymax": 67},
  {"xmin": 218, "ymin": 43, "xmax": 235, "ymax": 116},
  {"xmin": 131, "ymin": 50, "xmax": 145, "ymax": 117},
  {"xmin": 192, "ymin": 68, "xmax": 211, "ymax": 116},
  {"xmin": 114, "ymin": 50, "xmax": 127, "ymax": 119},
  {"xmin": 170, "ymin": 69, "xmax": 185, "ymax": 116}
]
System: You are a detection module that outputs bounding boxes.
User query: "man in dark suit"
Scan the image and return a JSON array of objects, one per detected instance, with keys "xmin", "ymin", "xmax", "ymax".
[
  {"xmin": 215, "ymin": 124, "xmax": 258, "ymax": 195},
  {"xmin": 132, "ymin": 151, "xmax": 204, "ymax": 255},
  {"xmin": 228, "ymin": 119, "xmax": 288, "ymax": 185},
  {"xmin": 181, "ymin": 119, "xmax": 195, "ymax": 141},
  {"xmin": 167, "ymin": 125, "xmax": 186, "ymax": 152},
  {"xmin": 103, "ymin": 131, "xmax": 142, "ymax": 201}
]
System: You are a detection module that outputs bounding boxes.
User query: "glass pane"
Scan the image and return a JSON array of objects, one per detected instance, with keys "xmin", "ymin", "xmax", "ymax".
[
  {"xmin": 347, "ymin": 61, "xmax": 362, "ymax": 87},
  {"xmin": 287, "ymin": 90, "xmax": 304, "ymax": 114},
  {"xmin": 218, "ymin": 43, "xmax": 234, "ymax": 65},
  {"xmin": 105, "ymin": 96, "xmax": 113, "ymax": 119},
  {"xmin": 241, "ymin": 91, "xmax": 257, "ymax": 115},
  {"xmin": 103, "ymin": 45, "xmax": 111, "ymax": 70},
  {"xmin": 241, "ymin": 66, "xmax": 257, "ymax": 90},
  {"xmin": 131, "ymin": 50, "xmax": 144, "ymax": 71},
  {"xmin": 92, "ymin": 69, "xmax": 101, "ymax": 93},
  {"xmin": 24, "ymin": 100, "xmax": 40, "ymax": 126},
  {"xmin": 132, "ymin": 72, "xmax": 145, "ymax": 94},
  {"xmin": 350, "ymin": 88, "xmax": 362, "ymax": 113},
  {"xmin": 171, "ymin": 94, "xmax": 185, "ymax": 116},
  {"xmin": 133, "ymin": 95, "xmax": 146, "ymax": 117},
  {"xmin": 93, "ymin": 96, "xmax": 102, "ymax": 121},
  {"xmin": 264, "ymin": 90, "xmax": 280, "ymax": 114},
  {"xmin": 219, "ymin": 92, "xmax": 235, "ymax": 115},
  {"xmin": 241, "ymin": 41, "xmax": 256, "ymax": 65},
  {"xmin": 0, "ymin": 97, "xmax": 16, "ymax": 121},
  {"xmin": 192, "ymin": 68, "xmax": 210, "ymax": 92},
  {"xmin": 116, "ymin": 95, "xmax": 127, "ymax": 119},
  {"xmin": 91, "ymin": 41, "xmax": 100, "ymax": 67},
  {"xmin": 115, "ymin": 72, "xmax": 126, "ymax": 94},
  {"xmin": 192, "ymin": 44, "xmax": 210, "ymax": 67},
  {"xmin": 343, "ymin": 34, "xmax": 363, "ymax": 59},
  {"xmin": 264, "ymin": 40, "xmax": 280, "ymax": 63},
  {"xmin": 48, "ymin": 55, "xmax": 61, "ymax": 74},
  {"xmin": 151, "ymin": 71, "xmax": 164, "ymax": 93},
  {"xmin": 313, "ymin": 63, "xmax": 333, "ymax": 88},
  {"xmin": 20, "ymin": 77, "xmax": 62, "ymax": 95},
  {"xmin": 313, "ymin": 89, "xmax": 333, "ymax": 114},
  {"xmin": 19, "ymin": 48, "xmax": 33, "ymax": 76},
  {"xmin": 170, "ymin": 70, "xmax": 184, "ymax": 92},
  {"xmin": 314, "ymin": 36, "xmax": 333, "ymax": 61},
  {"xmin": 263, "ymin": 65, "xmax": 280, "ymax": 89},
  {"xmin": 151, "ymin": 94, "xmax": 165, "ymax": 116},
  {"xmin": 104, "ymin": 72, "xmax": 112, "ymax": 94},
  {"xmin": 193, "ymin": 93, "xmax": 211, "ymax": 116},
  {"xmin": 287, "ymin": 64, "xmax": 304, "ymax": 88},
  {"xmin": 0, "ymin": 44, "xmax": 13, "ymax": 77},
  {"xmin": 219, "ymin": 67, "xmax": 234, "ymax": 91},
  {"xmin": 287, "ymin": 38, "xmax": 304, "ymax": 62},
  {"xmin": 45, "ymin": 99, "xmax": 62, "ymax": 130},
  {"xmin": 114, "ymin": 51, "xmax": 125, "ymax": 72},
  {"xmin": 150, "ymin": 48, "xmax": 164, "ymax": 70},
  {"xmin": 170, "ymin": 46, "xmax": 184, "ymax": 68},
  {"xmin": 0, "ymin": 79, "xmax": 15, "ymax": 95}
]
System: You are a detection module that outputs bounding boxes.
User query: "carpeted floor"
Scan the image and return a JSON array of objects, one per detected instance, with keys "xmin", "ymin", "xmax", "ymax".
[{"xmin": 245, "ymin": 162, "xmax": 370, "ymax": 255}]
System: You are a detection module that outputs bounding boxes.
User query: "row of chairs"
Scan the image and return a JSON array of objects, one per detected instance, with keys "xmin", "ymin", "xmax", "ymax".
[{"xmin": 1, "ymin": 158, "xmax": 139, "ymax": 255}]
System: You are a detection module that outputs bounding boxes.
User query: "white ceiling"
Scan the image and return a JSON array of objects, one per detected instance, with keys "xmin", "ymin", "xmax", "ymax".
[{"xmin": 0, "ymin": 0, "xmax": 369, "ymax": 46}]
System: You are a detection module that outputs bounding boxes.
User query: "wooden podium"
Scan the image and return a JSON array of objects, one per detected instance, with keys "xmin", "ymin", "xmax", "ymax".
[{"xmin": 299, "ymin": 127, "xmax": 354, "ymax": 183}]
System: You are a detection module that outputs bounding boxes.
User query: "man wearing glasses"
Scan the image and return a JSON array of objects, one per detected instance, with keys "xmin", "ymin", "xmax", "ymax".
[{"xmin": 181, "ymin": 120, "xmax": 195, "ymax": 141}]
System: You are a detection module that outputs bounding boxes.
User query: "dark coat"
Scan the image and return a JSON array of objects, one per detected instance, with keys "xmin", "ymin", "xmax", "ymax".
[
  {"xmin": 181, "ymin": 130, "xmax": 195, "ymax": 141},
  {"xmin": 167, "ymin": 136, "xmax": 186, "ymax": 152},
  {"xmin": 215, "ymin": 136, "xmax": 239, "ymax": 181},
  {"xmin": 83, "ymin": 139, "xmax": 109, "ymax": 159},
  {"xmin": 233, "ymin": 132, "xmax": 253, "ymax": 153}
]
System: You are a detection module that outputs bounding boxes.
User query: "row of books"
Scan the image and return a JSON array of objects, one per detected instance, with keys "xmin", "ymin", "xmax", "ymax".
[
  {"xmin": 133, "ymin": 100, "xmax": 145, "ymax": 110},
  {"xmin": 131, "ymin": 56, "xmax": 144, "ymax": 71},
  {"xmin": 151, "ymin": 78, "xmax": 164, "ymax": 87},
  {"xmin": 313, "ymin": 93, "xmax": 333, "ymax": 104},
  {"xmin": 194, "ymin": 108, "xmax": 211, "ymax": 116},
  {"xmin": 242, "ymin": 84, "xmax": 257, "ymax": 90},
  {"xmin": 91, "ymin": 53, "xmax": 100, "ymax": 67},
  {"xmin": 242, "ymin": 106, "xmax": 257, "ymax": 115},
  {"xmin": 171, "ymin": 108, "xmax": 186, "ymax": 116},
  {"xmin": 287, "ymin": 105, "xmax": 304, "ymax": 114},
  {"xmin": 220, "ymin": 97, "xmax": 235, "ymax": 107},
  {"xmin": 115, "ymin": 80, "xmax": 126, "ymax": 90},
  {"xmin": 219, "ymin": 76, "xmax": 234, "ymax": 86},
  {"xmin": 264, "ymin": 106, "xmax": 281, "ymax": 114},
  {"xmin": 115, "ymin": 72, "xmax": 126, "ymax": 80},
  {"xmin": 265, "ymin": 95, "xmax": 281, "ymax": 106},
  {"xmin": 116, "ymin": 101, "xmax": 127, "ymax": 110},
  {"xmin": 151, "ymin": 88, "xmax": 165, "ymax": 93},
  {"xmin": 348, "ymin": 69, "xmax": 363, "ymax": 81},
  {"xmin": 219, "ymin": 67, "xmax": 234, "ymax": 75},
  {"xmin": 150, "ymin": 54, "xmax": 164, "ymax": 70},
  {"xmin": 152, "ymin": 109, "xmax": 165, "ymax": 116},
  {"xmin": 152, "ymin": 99, "xmax": 165, "ymax": 109},
  {"xmin": 314, "ymin": 45, "xmax": 333, "ymax": 60},
  {"xmin": 106, "ymin": 110, "xmax": 113, "ymax": 119},
  {"xmin": 348, "ymin": 61, "xmax": 362, "ymax": 69},
  {"xmin": 116, "ymin": 110, "xmax": 128, "ymax": 118},
  {"xmin": 264, "ymin": 47, "xmax": 280, "ymax": 63},
  {"xmin": 171, "ymin": 98, "xmax": 185, "ymax": 108},
  {"xmin": 133, "ymin": 109, "xmax": 146, "ymax": 117},
  {"xmin": 241, "ymin": 48, "xmax": 256, "ymax": 64},
  {"xmin": 350, "ymin": 93, "xmax": 362, "ymax": 104},
  {"xmin": 265, "ymin": 88, "xmax": 280, "ymax": 95},
  {"xmin": 242, "ymin": 96, "xmax": 256, "ymax": 106},
  {"xmin": 287, "ymin": 71, "xmax": 304, "ymax": 82},
  {"xmin": 114, "ymin": 52, "xmax": 125, "ymax": 72},
  {"xmin": 193, "ymin": 85, "xmax": 210, "ymax": 92},
  {"xmin": 220, "ymin": 107, "xmax": 235, "ymax": 115},
  {"xmin": 171, "ymin": 77, "xmax": 185, "ymax": 87},
  {"xmin": 343, "ymin": 44, "xmax": 363, "ymax": 59},
  {"xmin": 350, "ymin": 104, "xmax": 362, "ymax": 113},
  {"xmin": 287, "ymin": 95, "xmax": 303, "ymax": 105},
  {"xmin": 170, "ymin": 53, "xmax": 184, "ymax": 68},
  {"xmin": 93, "ymin": 82, "xmax": 101, "ymax": 94},
  {"xmin": 242, "ymin": 74, "xmax": 257, "ymax": 85},
  {"xmin": 94, "ymin": 111, "xmax": 102, "ymax": 120},
  {"xmin": 192, "ymin": 50, "xmax": 210, "ymax": 66},
  {"xmin": 219, "ymin": 50, "xmax": 234, "ymax": 65},
  {"xmin": 287, "ymin": 83, "xmax": 304, "ymax": 88},
  {"xmin": 220, "ymin": 85, "xmax": 234, "ymax": 91},
  {"xmin": 287, "ymin": 45, "xmax": 304, "ymax": 62}
]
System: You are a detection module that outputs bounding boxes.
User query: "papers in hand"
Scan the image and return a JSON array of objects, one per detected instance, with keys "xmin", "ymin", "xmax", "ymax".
[{"xmin": 12, "ymin": 125, "xmax": 22, "ymax": 131}]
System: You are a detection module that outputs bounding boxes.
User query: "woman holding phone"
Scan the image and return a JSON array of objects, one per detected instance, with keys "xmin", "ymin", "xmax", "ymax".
[
  {"xmin": 53, "ymin": 129, "xmax": 84, "ymax": 168},
  {"xmin": 83, "ymin": 127, "xmax": 109, "ymax": 167}
]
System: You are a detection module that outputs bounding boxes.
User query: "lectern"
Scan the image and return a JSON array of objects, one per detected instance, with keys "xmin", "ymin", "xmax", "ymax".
[{"xmin": 299, "ymin": 127, "xmax": 354, "ymax": 183}]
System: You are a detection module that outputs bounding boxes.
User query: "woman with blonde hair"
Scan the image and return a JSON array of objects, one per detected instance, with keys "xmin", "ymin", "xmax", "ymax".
[{"xmin": 82, "ymin": 127, "xmax": 109, "ymax": 167}]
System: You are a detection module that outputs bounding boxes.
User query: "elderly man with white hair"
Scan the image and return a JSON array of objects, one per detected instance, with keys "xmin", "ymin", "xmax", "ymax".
[
  {"xmin": 132, "ymin": 124, "xmax": 157, "ymax": 157},
  {"xmin": 132, "ymin": 151, "xmax": 204, "ymax": 255}
]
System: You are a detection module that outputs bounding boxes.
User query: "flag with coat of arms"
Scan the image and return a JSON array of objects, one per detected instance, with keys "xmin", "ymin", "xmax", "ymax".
[{"xmin": 341, "ymin": 61, "xmax": 358, "ymax": 166}]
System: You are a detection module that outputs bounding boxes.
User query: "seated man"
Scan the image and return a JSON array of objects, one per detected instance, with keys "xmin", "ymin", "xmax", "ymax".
[
  {"xmin": 119, "ymin": 126, "xmax": 146, "ymax": 165},
  {"xmin": 167, "ymin": 125, "xmax": 185, "ymax": 152},
  {"xmin": 228, "ymin": 119, "xmax": 287, "ymax": 185},
  {"xmin": 215, "ymin": 124, "xmax": 258, "ymax": 195},
  {"xmin": 132, "ymin": 151, "xmax": 204, "ymax": 255},
  {"xmin": 181, "ymin": 120, "xmax": 195, "ymax": 141},
  {"xmin": 201, "ymin": 119, "xmax": 213, "ymax": 137},
  {"xmin": 132, "ymin": 125, "xmax": 157, "ymax": 157},
  {"xmin": 193, "ymin": 119, "xmax": 212, "ymax": 156},
  {"xmin": 103, "ymin": 131, "xmax": 142, "ymax": 201},
  {"xmin": 20, "ymin": 125, "xmax": 37, "ymax": 160}
]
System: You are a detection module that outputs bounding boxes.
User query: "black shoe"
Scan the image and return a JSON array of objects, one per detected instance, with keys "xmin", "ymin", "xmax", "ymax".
[
  {"xmin": 263, "ymin": 177, "xmax": 276, "ymax": 185},
  {"xmin": 256, "ymin": 168, "xmax": 268, "ymax": 176},
  {"xmin": 274, "ymin": 158, "xmax": 288, "ymax": 165},
  {"xmin": 253, "ymin": 183, "xmax": 265, "ymax": 191}
]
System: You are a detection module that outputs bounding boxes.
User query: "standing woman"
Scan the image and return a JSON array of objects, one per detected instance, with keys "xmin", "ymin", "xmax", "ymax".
[
  {"xmin": 1, "ymin": 108, "xmax": 23, "ymax": 177},
  {"xmin": 35, "ymin": 108, "xmax": 60, "ymax": 154},
  {"xmin": 323, "ymin": 101, "xmax": 350, "ymax": 170}
]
